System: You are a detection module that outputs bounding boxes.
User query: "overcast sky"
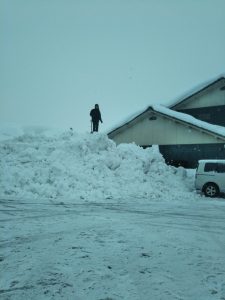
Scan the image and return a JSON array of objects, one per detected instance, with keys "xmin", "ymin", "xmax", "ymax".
[{"xmin": 1, "ymin": 0, "xmax": 225, "ymax": 133}]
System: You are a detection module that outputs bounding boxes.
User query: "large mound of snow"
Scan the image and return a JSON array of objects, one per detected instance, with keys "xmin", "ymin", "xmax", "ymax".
[{"xmin": 0, "ymin": 128, "xmax": 196, "ymax": 202}]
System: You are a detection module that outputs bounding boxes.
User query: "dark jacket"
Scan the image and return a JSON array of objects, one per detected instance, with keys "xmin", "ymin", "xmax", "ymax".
[{"xmin": 90, "ymin": 108, "xmax": 102, "ymax": 123}]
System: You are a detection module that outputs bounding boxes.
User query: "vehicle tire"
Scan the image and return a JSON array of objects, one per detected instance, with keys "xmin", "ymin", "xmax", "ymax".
[{"xmin": 203, "ymin": 183, "xmax": 219, "ymax": 198}]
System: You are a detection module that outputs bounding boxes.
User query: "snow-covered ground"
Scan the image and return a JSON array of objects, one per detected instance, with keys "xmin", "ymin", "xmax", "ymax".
[{"xmin": 1, "ymin": 127, "xmax": 225, "ymax": 299}]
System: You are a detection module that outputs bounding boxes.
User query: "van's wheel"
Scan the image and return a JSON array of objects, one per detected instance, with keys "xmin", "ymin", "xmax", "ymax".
[{"xmin": 203, "ymin": 183, "xmax": 219, "ymax": 198}]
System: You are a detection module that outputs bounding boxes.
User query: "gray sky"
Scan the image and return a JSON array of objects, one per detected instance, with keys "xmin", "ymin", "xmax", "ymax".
[{"xmin": 1, "ymin": 0, "xmax": 225, "ymax": 133}]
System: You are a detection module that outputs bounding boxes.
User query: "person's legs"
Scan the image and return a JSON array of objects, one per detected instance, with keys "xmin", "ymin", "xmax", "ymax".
[{"xmin": 93, "ymin": 122, "xmax": 99, "ymax": 132}]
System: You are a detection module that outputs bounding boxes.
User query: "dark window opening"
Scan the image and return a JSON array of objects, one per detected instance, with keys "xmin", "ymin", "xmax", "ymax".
[
  {"xmin": 149, "ymin": 116, "xmax": 157, "ymax": 121},
  {"xmin": 217, "ymin": 163, "xmax": 225, "ymax": 173},
  {"xmin": 204, "ymin": 163, "xmax": 217, "ymax": 172}
]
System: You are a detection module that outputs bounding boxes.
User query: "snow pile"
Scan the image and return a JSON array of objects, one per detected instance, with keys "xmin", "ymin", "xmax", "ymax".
[{"xmin": 0, "ymin": 128, "xmax": 196, "ymax": 202}]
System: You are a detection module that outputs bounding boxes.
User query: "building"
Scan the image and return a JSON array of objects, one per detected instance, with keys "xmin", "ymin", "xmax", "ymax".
[
  {"xmin": 170, "ymin": 76, "xmax": 225, "ymax": 127},
  {"xmin": 108, "ymin": 105, "xmax": 225, "ymax": 168}
]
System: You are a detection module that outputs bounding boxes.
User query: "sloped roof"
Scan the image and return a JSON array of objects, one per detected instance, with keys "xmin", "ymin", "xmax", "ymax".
[
  {"xmin": 169, "ymin": 75, "xmax": 225, "ymax": 109},
  {"xmin": 108, "ymin": 105, "xmax": 225, "ymax": 141}
]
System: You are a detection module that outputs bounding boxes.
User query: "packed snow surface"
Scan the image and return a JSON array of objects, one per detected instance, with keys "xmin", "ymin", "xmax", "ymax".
[{"xmin": 1, "ymin": 127, "xmax": 225, "ymax": 300}]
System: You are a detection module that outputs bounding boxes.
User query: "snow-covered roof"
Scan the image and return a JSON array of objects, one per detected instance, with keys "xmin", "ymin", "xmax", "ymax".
[
  {"xmin": 168, "ymin": 75, "xmax": 225, "ymax": 109},
  {"xmin": 108, "ymin": 104, "xmax": 225, "ymax": 141}
]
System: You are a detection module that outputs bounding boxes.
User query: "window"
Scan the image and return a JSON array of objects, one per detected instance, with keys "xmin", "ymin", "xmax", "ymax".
[
  {"xmin": 217, "ymin": 163, "xmax": 225, "ymax": 173},
  {"xmin": 204, "ymin": 163, "xmax": 217, "ymax": 172}
]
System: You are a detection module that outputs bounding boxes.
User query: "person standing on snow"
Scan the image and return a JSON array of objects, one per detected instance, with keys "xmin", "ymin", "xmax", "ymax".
[{"xmin": 90, "ymin": 104, "xmax": 103, "ymax": 132}]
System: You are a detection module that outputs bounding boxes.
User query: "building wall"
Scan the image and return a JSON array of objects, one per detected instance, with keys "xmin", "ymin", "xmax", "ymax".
[{"xmin": 110, "ymin": 113, "xmax": 223, "ymax": 146}]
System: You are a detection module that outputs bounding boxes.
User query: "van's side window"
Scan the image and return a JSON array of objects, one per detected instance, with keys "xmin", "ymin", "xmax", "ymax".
[
  {"xmin": 217, "ymin": 164, "xmax": 225, "ymax": 173},
  {"xmin": 204, "ymin": 163, "xmax": 217, "ymax": 172}
]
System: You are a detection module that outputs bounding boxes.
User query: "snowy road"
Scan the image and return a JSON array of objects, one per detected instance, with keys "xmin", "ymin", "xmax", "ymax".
[{"xmin": 1, "ymin": 197, "xmax": 225, "ymax": 300}]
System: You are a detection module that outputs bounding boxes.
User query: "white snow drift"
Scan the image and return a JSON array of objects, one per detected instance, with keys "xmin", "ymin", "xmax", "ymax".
[{"xmin": 0, "ymin": 127, "xmax": 195, "ymax": 202}]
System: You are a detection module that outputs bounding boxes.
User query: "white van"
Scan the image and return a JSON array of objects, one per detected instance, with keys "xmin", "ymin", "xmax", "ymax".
[{"xmin": 195, "ymin": 160, "xmax": 225, "ymax": 197}]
